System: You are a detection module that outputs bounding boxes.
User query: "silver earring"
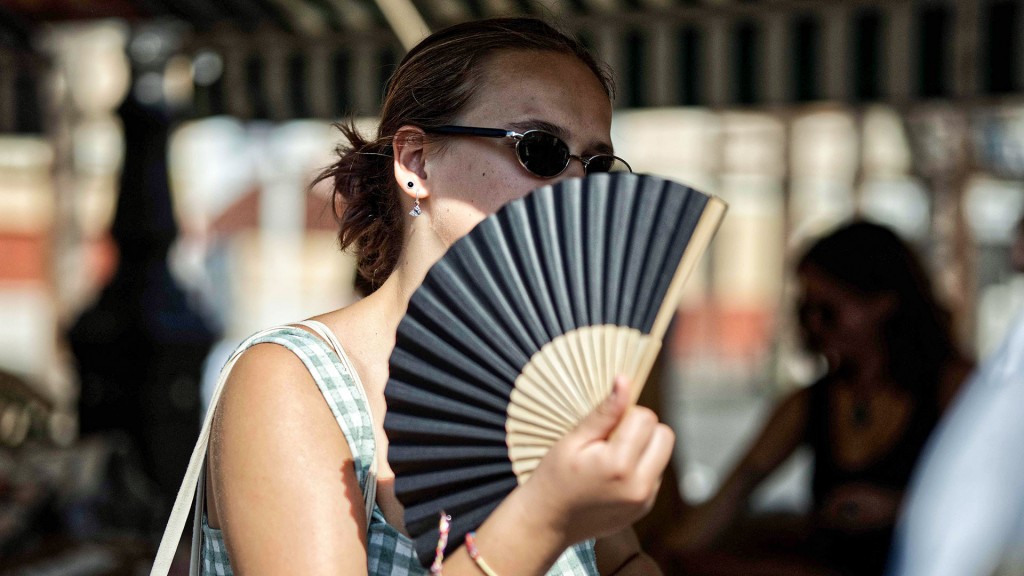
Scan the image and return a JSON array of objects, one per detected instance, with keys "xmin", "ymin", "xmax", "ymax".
[{"xmin": 407, "ymin": 181, "xmax": 422, "ymax": 217}]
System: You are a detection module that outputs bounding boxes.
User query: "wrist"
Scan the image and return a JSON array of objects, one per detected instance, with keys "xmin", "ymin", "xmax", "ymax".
[
  {"xmin": 461, "ymin": 483, "xmax": 571, "ymax": 575},
  {"xmin": 503, "ymin": 481, "xmax": 574, "ymax": 550}
]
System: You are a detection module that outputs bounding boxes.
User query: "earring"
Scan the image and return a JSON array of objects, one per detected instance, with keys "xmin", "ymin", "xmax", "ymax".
[{"xmin": 408, "ymin": 181, "xmax": 422, "ymax": 217}]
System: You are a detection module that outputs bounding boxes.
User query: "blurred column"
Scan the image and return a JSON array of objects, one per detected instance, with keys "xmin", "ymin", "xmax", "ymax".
[
  {"xmin": 952, "ymin": 0, "xmax": 981, "ymax": 100},
  {"xmin": 66, "ymin": 22, "xmax": 217, "ymax": 517},
  {"xmin": 220, "ymin": 29, "xmax": 250, "ymax": 119},
  {"xmin": 905, "ymin": 108, "xmax": 976, "ymax": 345},
  {"xmin": 0, "ymin": 50, "xmax": 13, "ymax": 131},
  {"xmin": 351, "ymin": 42, "xmax": 378, "ymax": 116},
  {"xmin": 253, "ymin": 124, "xmax": 308, "ymax": 327},
  {"xmin": 822, "ymin": 4, "xmax": 849, "ymax": 102},
  {"xmin": 308, "ymin": 44, "xmax": 333, "ymax": 120},
  {"xmin": 763, "ymin": 13, "xmax": 790, "ymax": 106},
  {"xmin": 647, "ymin": 23, "xmax": 675, "ymax": 108},
  {"xmin": 594, "ymin": 24, "xmax": 624, "ymax": 108},
  {"xmin": 37, "ymin": 24, "xmax": 132, "ymax": 444},
  {"xmin": 703, "ymin": 15, "xmax": 729, "ymax": 107},
  {"xmin": 885, "ymin": 2, "xmax": 914, "ymax": 103}
]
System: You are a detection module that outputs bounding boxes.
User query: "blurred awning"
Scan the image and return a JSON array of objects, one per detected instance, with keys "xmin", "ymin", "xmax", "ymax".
[{"xmin": 2, "ymin": 0, "xmax": 1024, "ymax": 128}]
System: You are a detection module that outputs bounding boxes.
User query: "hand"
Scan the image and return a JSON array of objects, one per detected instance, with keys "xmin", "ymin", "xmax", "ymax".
[{"xmin": 524, "ymin": 376, "xmax": 676, "ymax": 546}]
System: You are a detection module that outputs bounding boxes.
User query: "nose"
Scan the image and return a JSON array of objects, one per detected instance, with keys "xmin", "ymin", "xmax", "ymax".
[{"xmin": 559, "ymin": 155, "xmax": 587, "ymax": 180}]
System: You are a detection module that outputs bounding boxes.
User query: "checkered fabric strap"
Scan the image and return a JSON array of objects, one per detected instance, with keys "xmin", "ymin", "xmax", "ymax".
[
  {"xmin": 295, "ymin": 319, "xmax": 378, "ymax": 523},
  {"xmin": 150, "ymin": 322, "xmax": 378, "ymax": 576}
]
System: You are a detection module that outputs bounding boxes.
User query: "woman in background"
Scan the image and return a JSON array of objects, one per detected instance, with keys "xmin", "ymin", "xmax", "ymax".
[{"xmin": 657, "ymin": 220, "xmax": 974, "ymax": 576}]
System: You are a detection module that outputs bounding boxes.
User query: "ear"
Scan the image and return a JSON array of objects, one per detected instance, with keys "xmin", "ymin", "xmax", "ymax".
[{"xmin": 393, "ymin": 125, "xmax": 429, "ymax": 202}]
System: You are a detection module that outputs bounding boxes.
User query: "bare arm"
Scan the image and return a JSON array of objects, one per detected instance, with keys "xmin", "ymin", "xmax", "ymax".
[
  {"xmin": 211, "ymin": 356, "xmax": 673, "ymax": 575},
  {"xmin": 209, "ymin": 343, "xmax": 370, "ymax": 574},
  {"xmin": 667, "ymin": 388, "xmax": 811, "ymax": 551}
]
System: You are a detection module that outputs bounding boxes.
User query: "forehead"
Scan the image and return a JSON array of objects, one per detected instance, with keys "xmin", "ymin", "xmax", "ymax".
[
  {"xmin": 799, "ymin": 267, "xmax": 874, "ymax": 305},
  {"xmin": 457, "ymin": 49, "xmax": 613, "ymax": 139}
]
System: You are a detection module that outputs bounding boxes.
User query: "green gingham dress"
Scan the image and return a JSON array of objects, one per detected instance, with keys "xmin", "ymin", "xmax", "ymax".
[{"xmin": 201, "ymin": 324, "xmax": 598, "ymax": 575}]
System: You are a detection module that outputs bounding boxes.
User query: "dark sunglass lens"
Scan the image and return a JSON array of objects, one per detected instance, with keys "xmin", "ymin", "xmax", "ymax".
[
  {"xmin": 518, "ymin": 131, "xmax": 570, "ymax": 177},
  {"xmin": 585, "ymin": 155, "xmax": 630, "ymax": 174}
]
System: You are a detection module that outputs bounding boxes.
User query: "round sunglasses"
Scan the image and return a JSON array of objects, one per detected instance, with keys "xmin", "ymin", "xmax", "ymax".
[{"xmin": 424, "ymin": 125, "xmax": 632, "ymax": 179}]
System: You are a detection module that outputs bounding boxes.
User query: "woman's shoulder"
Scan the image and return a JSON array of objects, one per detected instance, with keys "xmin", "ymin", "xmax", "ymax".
[
  {"xmin": 224, "ymin": 321, "xmax": 360, "ymax": 382},
  {"xmin": 220, "ymin": 320, "xmax": 372, "ymax": 419},
  {"xmin": 216, "ymin": 337, "xmax": 343, "ymax": 441},
  {"xmin": 209, "ymin": 335, "xmax": 358, "ymax": 501},
  {"xmin": 226, "ymin": 336, "xmax": 316, "ymax": 389},
  {"xmin": 231, "ymin": 323, "xmax": 336, "ymax": 361},
  {"xmin": 211, "ymin": 320, "xmax": 363, "ymax": 434},
  {"xmin": 213, "ymin": 329, "xmax": 324, "ymax": 401},
  {"xmin": 206, "ymin": 331, "xmax": 372, "ymax": 574}
]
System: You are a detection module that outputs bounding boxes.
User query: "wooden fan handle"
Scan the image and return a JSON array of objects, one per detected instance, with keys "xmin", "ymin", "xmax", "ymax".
[{"xmin": 633, "ymin": 196, "xmax": 728, "ymax": 396}]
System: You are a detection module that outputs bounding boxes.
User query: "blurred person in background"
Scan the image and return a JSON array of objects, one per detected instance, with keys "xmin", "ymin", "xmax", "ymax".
[
  {"xmin": 654, "ymin": 220, "xmax": 974, "ymax": 576},
  {"xmin": 885, "ymin": 214, "xmax": 1024, "ymax": 576}
]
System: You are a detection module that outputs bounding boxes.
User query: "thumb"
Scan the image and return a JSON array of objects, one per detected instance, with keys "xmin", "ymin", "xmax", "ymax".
[{"xmin": 574, "ymin": 375, "xmax": 630, "ymax": 440}]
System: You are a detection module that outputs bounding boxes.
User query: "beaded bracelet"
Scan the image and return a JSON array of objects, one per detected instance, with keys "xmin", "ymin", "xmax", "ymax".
[
  {"xmin": 464, "ymin": 531, "xmax": 500, "ymax": 576},
  {"xmin": 430, "ymin": 511, "xmax": 452, "ymax": 575}
]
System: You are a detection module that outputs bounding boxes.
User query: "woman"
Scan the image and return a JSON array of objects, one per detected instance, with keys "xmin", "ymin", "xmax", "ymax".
[
  {"xmin": 658, "ymin": 221, "xmax": 974, "ymax": 576},
  {"xmin": 203, "ymin": 17, "xmax": 673, "ymax": 576}
]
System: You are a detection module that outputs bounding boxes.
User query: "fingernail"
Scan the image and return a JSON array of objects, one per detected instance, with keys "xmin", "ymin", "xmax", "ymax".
[{"xmin": 609, "ymin": 376, "xmax": 625, "ymax": 400}]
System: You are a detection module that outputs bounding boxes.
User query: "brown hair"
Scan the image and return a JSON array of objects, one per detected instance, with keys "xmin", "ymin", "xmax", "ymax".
[
  {"xmin": 796, "ymin": 220, "xmax": 959, "ymax": 395},
  {"xmin": 312, "ymin": 17, "xmax": 613, "ymax": 293}
]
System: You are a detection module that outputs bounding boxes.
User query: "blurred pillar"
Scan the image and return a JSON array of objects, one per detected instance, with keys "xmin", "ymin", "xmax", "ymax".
[
  {"xmin": 822, "ymin": 4, "xmax": 849, "ymax": 102},
  {"xmin": 885, "ymin": 2, "xmax": 914, "ymax": 103},
  {"xmin": 906, "ymin": 108, "xmax": 976, "ymax": 347},
  {"xmin": 67, "ymin": 26, "xmax": 217, "ymax": 515},
  {"xmin": 703, "ymin": 16, "xmax": 729, "ymax": 107},
  {"xmin": 952, "ymin": 0, "xmax": 981, "ymax": 100}
]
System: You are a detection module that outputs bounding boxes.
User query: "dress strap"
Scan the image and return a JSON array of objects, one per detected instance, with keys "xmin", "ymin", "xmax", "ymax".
[{"xmin": 293, "ymin": 319, "xmax": 379, "ymax": 525}]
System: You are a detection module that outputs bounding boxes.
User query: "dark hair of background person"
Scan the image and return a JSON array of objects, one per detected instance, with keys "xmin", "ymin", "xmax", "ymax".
[
  {"xmin": 795, "ymin": 220, "xmax": 959, "ymax": 397},
  {"xmin": 312, "ymin": 17, "xmax": 614, "ymax": 294}
]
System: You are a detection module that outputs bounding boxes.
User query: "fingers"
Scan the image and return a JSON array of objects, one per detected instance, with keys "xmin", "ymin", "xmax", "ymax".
[
  {"xmin": 607, "ymin": 404, "xmax": 658, "ymax": 463},
  {"xmin": 574, "ymin": 375, "xmax": 630, "ymax": 441},
  {"xmin": 607, "ymin": 407, "xmax": 675, "ymax": 483},
  {"xmin": 567, "ymin": 373, "xmax": 674, "ymax": 486},
  {"xmin": 526, "ymin": 375, "xmax": 675, "ymax": 545},
  {"xmin": 635, "ymin": 422, "xmax": 675, "ymax": 485}
]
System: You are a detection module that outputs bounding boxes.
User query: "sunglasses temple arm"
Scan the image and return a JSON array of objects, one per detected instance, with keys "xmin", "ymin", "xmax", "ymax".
[{"xmin": 426, "ymin": 126, "xmax": 511, "ymax": 139}]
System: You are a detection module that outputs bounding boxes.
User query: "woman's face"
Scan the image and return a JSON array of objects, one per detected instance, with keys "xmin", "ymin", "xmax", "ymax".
[
  {"xmin": 796, "ymin": 266, "xmax": 894, "ymax": 368},
  {"xmin": 421, "ymin": 49, "xmax": 614, "ymax": 245}
]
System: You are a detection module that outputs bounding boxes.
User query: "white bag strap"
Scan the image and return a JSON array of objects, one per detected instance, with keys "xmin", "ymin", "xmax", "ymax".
[
  {"xmin": 150, "ymin": 326, "xmax": 278, "ymax": 576},
  {"xmin": 150, "ymin": 322, "xmax": 379, "ymax": 576}
]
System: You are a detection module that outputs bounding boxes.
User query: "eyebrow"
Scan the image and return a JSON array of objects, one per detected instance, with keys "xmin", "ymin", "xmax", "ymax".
[{"xmin": 507, "ymin": 119, "xmax": 615, "ymax": 155}]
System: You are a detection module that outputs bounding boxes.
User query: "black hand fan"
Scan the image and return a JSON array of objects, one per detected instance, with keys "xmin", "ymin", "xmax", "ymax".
[{"xmin": 384, "ymin": 172, "xmax": 726, "ymax": 566}]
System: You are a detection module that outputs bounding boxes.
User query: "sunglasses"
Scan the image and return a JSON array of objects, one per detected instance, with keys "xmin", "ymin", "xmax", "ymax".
[{"xmin": 424, "ymin": 125, "xmax": 632, "ymax": 179}]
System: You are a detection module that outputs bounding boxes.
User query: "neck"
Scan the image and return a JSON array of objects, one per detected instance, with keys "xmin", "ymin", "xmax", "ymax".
[
  {"xmin": 834, "ymin": 351, "xmax": 891, "ymax": 392},
  {"xmin": 335, "ymin": 210, "xmax": 458, "ymax": 371},
  {"xmin": 361, "ymin": 223, "xmax": 449, "ymax": 334},
  {"xmin": 397, "ymin": 211, "xmax": 454, "ymax": 287}
]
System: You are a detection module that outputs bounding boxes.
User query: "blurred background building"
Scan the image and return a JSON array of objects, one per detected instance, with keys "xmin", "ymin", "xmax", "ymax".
[{"xmin": 0, "ymin": 0, "xmax": 1022, "ymax": 573}]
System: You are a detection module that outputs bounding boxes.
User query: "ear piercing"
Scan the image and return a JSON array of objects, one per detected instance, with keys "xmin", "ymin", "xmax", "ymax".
[{"xmin": 408, "ymin": 181, "xmax": 422, "ymax": 217}]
